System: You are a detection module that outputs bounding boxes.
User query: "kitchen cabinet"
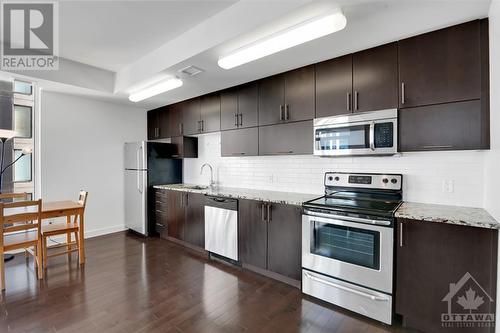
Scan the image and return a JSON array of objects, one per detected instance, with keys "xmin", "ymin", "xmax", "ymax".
[
  {"xmin": 166, "ymin": 190, "xmax": 186, "ymax": 240},
  {"xmin": 220, "ymin": 83, "xmax": 258, "ymax": 130},
  {"xmin": 200, "ymin": 93, "xmax": 220, "ymax": 133},
  {"xmin": 396, "ymin": 219, "xmax": 497, "ymax": 333},
  {"xmin": 259, "ymin": 66, "xmax": 314, "ymax": 126},
  {"xmin": 238, "ymin": 199, "xmax": 302, "ymax": 280},
  {"xmin": 315, "ymin": 55, "xmax": 353, "ymax": 118},
  {"xmin": 221, "ymin": 127, "xmax": 258, "ymax": 157},
  {"xmin": 183, "ymin": 192, "xmax": 205, "ymax": 248},
  {"xmin": 154, "ymin": 189, "xmax": 168, "ymax": 239},
  {"xmin": 147, "ymin": 107, "xmax": 170, "ymax": 139},
  {"xmin": 182, "ymin": 98, "xmax": 201, "ymax": 135},
  {"xmin": 398, "ymin": 20, "xmax": 482, "ymax": 108},
  {"xmin": 352, "ymin": 42, "xmax": 398, "ymax": 112},
  {"xmin": 259, "ymin": 121, "xmax": 313, "ymax": 155},
  {"xmin": 266, "ymin": 203, "xmax": 302, "ymax": 280},
  {"xmin": 170, "ymin": 136, "xmax": 198, "ymax": 158},
  {"xmin": 169, "ymin": 103, "xmax": 184, "ymax": 137},
  {"xmin": 399, "ymin": 100, "xmax": 487, "ymax": 151}
]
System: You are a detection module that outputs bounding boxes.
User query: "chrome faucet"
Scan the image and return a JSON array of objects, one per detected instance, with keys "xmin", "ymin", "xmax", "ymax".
[{"xmin": 200, "ymin": 163, "xmax": 215, "ymax": 189}]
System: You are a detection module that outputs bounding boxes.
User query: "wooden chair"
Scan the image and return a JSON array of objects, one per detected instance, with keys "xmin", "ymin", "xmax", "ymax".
[
  {"xmin": 0, "ymin": 192, "xmax": 29, "ymax": 201},
  {"xmin": 0, "ymin": 199, "xmax": 43, "ymax": 290},
  {"xmin": 42, "ymin": 191, "xmax": 88, "ymax": 268}
]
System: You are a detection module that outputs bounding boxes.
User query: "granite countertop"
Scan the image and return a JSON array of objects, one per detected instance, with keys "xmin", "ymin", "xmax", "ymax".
[
  {"xmin": 395, "ymin": 202, "xmax": 500, "ymax": 229},
  {"xmin": 154, "ymin": 184, "xmax": 320, "ymax": 206}
]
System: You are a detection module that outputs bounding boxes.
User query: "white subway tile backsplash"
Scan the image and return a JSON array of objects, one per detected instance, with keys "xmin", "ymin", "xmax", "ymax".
[{"xmin": 184, "ymin": 132, "xmax": 485, "ymax": 207}]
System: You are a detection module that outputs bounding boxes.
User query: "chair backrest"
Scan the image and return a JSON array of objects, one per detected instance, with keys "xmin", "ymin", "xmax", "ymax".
[
  {"xmin": 78, "ymin": 191, "xmax": 88, "ymax": 209},
  {"xmin": 0, "ymin": 199, "xmax": 42, "ymax": 236},
  {"xmin": 0, "ymin": 192, "xmax": 28, "ymax": 201}
]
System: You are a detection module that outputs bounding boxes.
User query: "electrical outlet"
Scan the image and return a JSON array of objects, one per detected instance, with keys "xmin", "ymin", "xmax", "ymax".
[{"xmin": 442, "ymin": 180, "xmax": 454, "ymax": 193}]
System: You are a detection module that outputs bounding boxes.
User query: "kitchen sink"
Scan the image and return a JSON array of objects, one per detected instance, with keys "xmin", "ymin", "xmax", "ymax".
[{"xmin": 182, "ymin": 185, "xmax": 209, "ymax": 190}]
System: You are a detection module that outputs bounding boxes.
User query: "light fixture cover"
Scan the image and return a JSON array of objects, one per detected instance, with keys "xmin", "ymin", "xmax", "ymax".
[
  {"xmin": 129, "ymin": 77, "xmax": 183, "ymax": 102},
  {"xmin": 218, "ymin": 11, "xmax": 347, "ymax": 70}
]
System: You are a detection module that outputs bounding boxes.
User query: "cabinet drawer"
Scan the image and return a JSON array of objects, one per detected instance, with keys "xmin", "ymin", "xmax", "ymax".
[
  {"xmin": 259, "ymin": 121, "xmax": 313, "ymax": 155},
  {"xmin": 399, "ymin": 100, "xmax": 486, "ymax": 151},
  {"xmin": 221, "ymin": 127, "xmax": 258, "ymax": 157}
]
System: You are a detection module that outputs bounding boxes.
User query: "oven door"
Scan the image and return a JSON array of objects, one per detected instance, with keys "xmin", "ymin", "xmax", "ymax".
[
  {"xmin": 302, "ymin": 213, "xmax": 393, "ymax": 293},
  {"xmin": 313, "ymin": 117, "xmax": 397, "ymax": 156}
]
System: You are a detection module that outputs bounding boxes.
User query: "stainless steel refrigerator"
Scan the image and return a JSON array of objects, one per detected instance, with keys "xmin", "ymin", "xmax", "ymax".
[{"xmin": 124, "ymin": 141, "xmax": 182, "ymax": 236}]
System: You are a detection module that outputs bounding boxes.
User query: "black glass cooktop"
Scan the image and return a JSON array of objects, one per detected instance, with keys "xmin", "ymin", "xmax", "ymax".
[{"xmin": 304, "ymin": 191, "xmax": 402, "ymax": 215}]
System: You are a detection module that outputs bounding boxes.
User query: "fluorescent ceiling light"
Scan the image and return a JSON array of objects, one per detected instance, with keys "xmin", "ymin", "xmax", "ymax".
[
  {"xmin": 129, "ymin": 77, "xmax": 183, "ymax": 102},
  {"xmin": 218, "ymin": 12, "xmax": 347, "ymax": 70}
]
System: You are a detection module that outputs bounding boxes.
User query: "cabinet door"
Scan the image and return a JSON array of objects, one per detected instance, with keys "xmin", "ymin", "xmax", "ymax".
[
  {"xmin": 147, "ymin": 110, "xmax": 159, "ymax": 140},
  {"xmin": 155, "ymin": 189, "xmax": 168, "ymax": 239},
  {"xmin": 238, "ymin": 199, "xmax": 267, "ymax": 269},
  {"xmin": 167, "ymin": 190, "xmax": 185, "ymax": 240},
  {"xmin": 169, "ymin": 103, "xmax": 184, "ymax": 137},
  {"xmin": 284, "ymin": 66, "xmax": 315, "ymax": 122},
  {"xmin": 396, "ymin": 219, "xmax": 497, "ymax": 333},
  {"xmin": 200, "ymin": 93, "xmax": 220, "ymax": 133},
  {"xmin": 221, "ymin": 127, "xmax": 258, "ymax": 157},
  {"xmin": 259, "ymin": 121, "xmax": 313, "ymax": 155},
  {"xmin": 182, "ymin": 98, "xmax": 201, "ymax": 135},
  {"xmin": 267, "ymin": 203, "xmax": 302, "ymax": 280},
  {"xmin": 259, "ymin": 75, "xmax": 285, "ymax": 126},
  {"xmin": 353, "ymin": 42, "xmax": 398, "ymax": 112},
  {"xmin": 220, "ymin": 89, "xmax": 238, "ymax": 131},
  {"xmin": 399, "ymin": 100, "xmax": 485, "ymax": 151},
  {"xmin": 184, "ymin": 192, "xmax": 205, "ymax": 248},
  {"xmin": 238, "ymin": 82, "xmax": 258, "ymax": 128},
  {"xmin": 398, "ymin": 20, "xmax": 481, "ymax": 108},
  {"xmin": 315, "ymin": 55, "xmax": 353, "ymax": 118},
  {"xmin": 158, "ymin": 106, "xmax": 170, "ymax": 138}
]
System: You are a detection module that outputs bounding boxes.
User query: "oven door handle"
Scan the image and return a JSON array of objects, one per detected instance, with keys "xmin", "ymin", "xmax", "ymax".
[
  {"xmin": 303, "ymin": 209, "xmax": 391, "ymax": 226},
  {"xmin": 369, "ymin": 121, "xmax": 375, "ymax": 151},
  {"xmin": 304, "ymin": 272, "xmax": 389, "ymax": 302}
]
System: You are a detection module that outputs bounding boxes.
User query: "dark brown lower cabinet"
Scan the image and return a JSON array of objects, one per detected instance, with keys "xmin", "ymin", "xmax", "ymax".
[
  {"xmin": 154, "ymin": 189, "xmax": 168, "ymax": 239},
  {"xmin": 267, "ymin": 203, "xmax": 302, "ymax": 280},
  {"xmin": 221, "ymin": 127, "xmax": 258, "ymax": 157},
  {"xmin": 166, "ymin": 190, "xmax": 186, "ymax": 240},
  {"xmin": 239, "ymin": 199, "xmax": 267, "ymax": 270},
  {"xmin": 396, "ymin": 219, "xmax": 497, "ymax": 333},
  {"xmin": 259, "ymin": 120, "xmax": 313, "ymax": 155},
  {"xmin": 399, "ymin": 100, "xmax": 488, "ymax": 151},
  {"xmin": 238, "ymin": 199, "xmax": 302, "ymax": 280},
  {"xmin": 183, "ymin": 192, "xmax": 205, "ymax": 248}
]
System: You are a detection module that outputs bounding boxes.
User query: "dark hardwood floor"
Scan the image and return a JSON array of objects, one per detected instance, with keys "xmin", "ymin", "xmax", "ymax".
[{"xmin": 0, "ymin": 232, "xmax": 414, "ymax": 332}]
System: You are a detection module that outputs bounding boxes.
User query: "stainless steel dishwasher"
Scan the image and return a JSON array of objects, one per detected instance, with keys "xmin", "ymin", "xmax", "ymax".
[{"xmin": 204, "ymin": 196, "xmax": 238, "ymax": 261}]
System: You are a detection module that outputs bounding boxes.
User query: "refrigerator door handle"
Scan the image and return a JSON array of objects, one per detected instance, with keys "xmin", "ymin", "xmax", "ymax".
[
  {"xmin": 138, "ymin": 144, "xmax": 144, "ymax": 170},
  {"xmin": 137, "ymin": 172, "xmax": 143, "ymax": 194}
]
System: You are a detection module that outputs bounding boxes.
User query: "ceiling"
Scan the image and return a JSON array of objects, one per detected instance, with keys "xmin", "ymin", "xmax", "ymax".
[{"xmin": 1, "ymin": 0, "xmax": 493, "ymax": 109}]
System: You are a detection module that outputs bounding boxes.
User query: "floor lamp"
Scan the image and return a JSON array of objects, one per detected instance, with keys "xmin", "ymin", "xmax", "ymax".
[{"xmin": 0, "ymin": 129, "xmax": 32, "ymax": 262}]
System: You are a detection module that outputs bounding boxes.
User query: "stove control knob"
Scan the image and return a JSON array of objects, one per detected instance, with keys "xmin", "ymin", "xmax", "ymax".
[
  {"xmin": 382, "ymin": 178, "xmax": 389, "ymax": 184},
  {"xmin": 391, "ymin": 178, "xmax": 398, "ymax": 184},
  {"xmin": 334, "ymin": 176, "xmax": 340, "ymax": 181},
  {"xmin": 328, "ymin": 176, "xmax": 333, "ymax": 181}
]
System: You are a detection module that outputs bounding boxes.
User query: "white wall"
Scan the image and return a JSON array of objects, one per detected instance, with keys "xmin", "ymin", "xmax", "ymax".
[
  {"xmin": 40, "ymin": 91, "xmax": 146, "ymax": 237},
  {"xmin": 184, "ymin": 132, "xmax": 485, "ymax": 207}
]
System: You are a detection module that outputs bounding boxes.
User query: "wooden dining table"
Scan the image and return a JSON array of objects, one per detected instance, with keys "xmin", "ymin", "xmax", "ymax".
[{"xmin": 5, "ymin": 200, "xmax": 86, "ymax": 264}]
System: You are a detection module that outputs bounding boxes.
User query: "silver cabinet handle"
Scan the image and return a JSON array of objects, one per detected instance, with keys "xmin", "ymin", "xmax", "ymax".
[
  {"xmin": 261, "ymin": 203, "xmax": 266, "ymax": 222},
  {"xmin": 420, "ymin": 145, "xmax": 453, "ymax": 149},
  {"xmin": 400, "ymin": 221, "xmax": 404, "ymax": 247},
  {"xmin": 369, "ymin": 122, "xmax": 375, "ymax": 151},
  {"xmin": 267, "ymin": 204, "xmax": 271, "ymax": 222},
  {"xmin": 200, "ymin": 120, "xmax": 204, "ymax": 132},
  {"xmin": 304, "ymin": 272, "xmax": 389, "ymax": 301},
  {"xmin": 179, "ymin": 123, "xmax": 183, "ymax": 135},
  {"xmin": 234, "ymin": 114, "xmax": 238, "ymax": 127},
  {"xmin": 238, "ymin": 114, "xmax": 243, "ymax": 126},
  {"xmin": 346, "ymin": 92, "xmax": 351, "ymax": 111},
  {"xmin": 354, "ymin": 91, "xmax": 359, "ymax": 110},
  {"xmin": 184, "ymin": 193, "xmax": 188, "ymax": 206},
  {"xmin": 303, "ymin": 209, "xmax": 392, "ymax": 226},
  {"xmin": 401, "ymin": 82, "xmax": 405, "ymax": 105},
  {"xmin": 279, "ymin": 105, "xmax": 284, "ymax": 120},
  {"xmin": 231, "ymin": 152, "xmax": 246, "ymax": 155},
  {"xmin": 180, "ymin": 193, "xmax": 183, "ymax": 206},
  {"xmin": 285, "ymin": 104, "xmax": 290, "ymax": 120}
]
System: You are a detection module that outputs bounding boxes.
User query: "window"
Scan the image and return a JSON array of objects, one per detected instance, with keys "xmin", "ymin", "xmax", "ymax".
[
  {"xmin": 13, "ymin": 149, "xmax": 32, "ymax": 182},
  {"xmin": 14, "ymin": 81, "xmax": 32, "ymax": 95},
  {"xmin": 14, "ymin": 105, "xmax": 32, "ymax": 138}
]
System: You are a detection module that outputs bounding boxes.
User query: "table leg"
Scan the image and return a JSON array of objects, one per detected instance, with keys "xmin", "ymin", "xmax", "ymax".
[{"xmin": 78, "ymin": 211, "xmax": 85, "ymax": 264}]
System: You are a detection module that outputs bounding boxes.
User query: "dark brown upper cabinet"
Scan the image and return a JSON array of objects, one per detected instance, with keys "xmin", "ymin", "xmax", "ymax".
[
  {"xmin": 259, "ymin": 121, "xmax": 313, "ymax": 156},
  {"xmin": 259, "ymin": 66, "xmax": 314, "ymax": 126},
  {"xmin": 398, "ymin": 20, "xmax": 482, "ymax": 108},
  {"xmin": 147, "ymin": 107, "xmax": 169, "ymax": 139},
  {"xmin": 221, "ymin": 127, "xmax": 258, "ymax": 157},
  {"xmin": 352, "ymin": 42, "xmax": 398, "ymax": 112},
  {"xmin": 182, "ymin": 98, "xmax": 201, "ymax": 135},
  {"xmin": 170, "ymin": 136, "xmax": 198, "ymax": 158},
  {"xmin": 221, "ymin": 83, "xmax": 258, "ymax": 131},
  {"xmin": 315, "ymin": 54, "xmax": 353, "ymax": 118},
  {"xmin": 169, "ymin": 103, "xmax": 184, "ymax": 137},
  {"xmin": 200, "ymin": 93, "xmax": 221, "ymax": 133}
]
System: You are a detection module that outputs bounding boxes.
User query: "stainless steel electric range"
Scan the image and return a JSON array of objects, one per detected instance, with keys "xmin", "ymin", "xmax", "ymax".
[{"xmin": 302, "ymin": 172, "xmax": 403, "ymax": 325}]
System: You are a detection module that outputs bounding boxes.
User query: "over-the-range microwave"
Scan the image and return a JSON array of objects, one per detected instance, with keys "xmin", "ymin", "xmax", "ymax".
[{"xmin": 313, "ymin": 109, "xmax": 398, "ymax": 157}]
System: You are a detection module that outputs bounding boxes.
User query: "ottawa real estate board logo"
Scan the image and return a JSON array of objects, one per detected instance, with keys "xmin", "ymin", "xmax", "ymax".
[
  {"xmin": 441, "ymin": 272, "xmax": 495, "ymax": 329},
  {"xmin": 1, "ymin": 1, "xmax": 59, "ymax": 70}
]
